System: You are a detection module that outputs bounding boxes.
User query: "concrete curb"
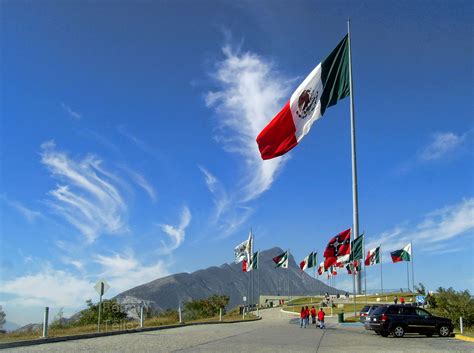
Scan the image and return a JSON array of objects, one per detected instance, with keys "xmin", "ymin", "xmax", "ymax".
[
  {"xmin": 0, "ymin": 317, "xmax": 262, "ymax": 350},
  {"xmin": 279, "ymin": 308, "xmax": 299, "ymax": 316},
  {"xmin": 454, "ymin": 334, "xmax": 474, "ymax": 343}
]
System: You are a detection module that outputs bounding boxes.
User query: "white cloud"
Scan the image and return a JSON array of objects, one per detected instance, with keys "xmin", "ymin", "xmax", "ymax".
[
  {"xmin": 125, "ymin": 168, "xmax": 157, "ymax": 202},
  {"xmin": 367, "ymin": 198, "xmax": 474, "ymax": 256},
  {"xmin": 1, "ymin": 196, "xmax": 42, "ymax": 223},
  {"xmin": 205, "ymin": 44, "xmax": 291, "ymax": 203},
  {"xmin": 0, "ymin": 253, "xmax": 169, "ymax": 324},
  {"xmin": 198, "ymin": 166, "xmax": 230, "ymax": 222},
  {"xmin": 202, "ymin": 43, "xmax": 294, "ymax": 236},
  {"xmin": 0, "ymin": 266, "xmax": 95, "ymax": 308},
  {"xmin": 61, "ymin": 103, "xmax": 82, "ymax": 120},
  {"xmin": 419, "ymin": 131, "xmax": 468, "ymax": 161},
  {"xmin": 159, "ymin": 206, "xmax": 191, "ymax": 254},
  {"xmin": 40, "ymin": 140, "xmax": 128, "ymax": 243},
  {"xmin": 95, "ymin": 252, "xmax": 169, "ymax": 292}
]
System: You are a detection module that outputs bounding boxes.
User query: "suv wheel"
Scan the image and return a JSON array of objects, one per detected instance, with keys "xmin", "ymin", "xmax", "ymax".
[
  {"xmin": 393, "ymin": 325, "xmax": 405, "ymax": 338},
  {"xmin": 438, "ymin": 325, "xmax": 450, "ymax": 337}
]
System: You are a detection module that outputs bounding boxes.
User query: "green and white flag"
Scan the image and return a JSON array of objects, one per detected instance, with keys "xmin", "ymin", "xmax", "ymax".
[
  {"xmin": 272, "ymin": 251, "xmax": 288, "ymax": 268},
  {"xmin": 248, "ymin": 251, "xmax": 259, "ymax": 271},
  {"xmin": 349, "ymin": 234, "xmax": 364, "ymax": 261},
  {"xmin": 391, "ymin": 243, "xmax": 411, "ymax": 263},
  {"xmin": 299, "ymin": 251, "xmax": 316, "ymax": 271},
  {"xmin": 365, "ymin": 246, "xmax": 380, "ymax": 266}
]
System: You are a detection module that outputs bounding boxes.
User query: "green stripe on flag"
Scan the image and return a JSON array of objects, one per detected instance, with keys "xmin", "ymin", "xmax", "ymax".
[{"xmin": 320, "ymin": 35, "xmax": 350, "ymax": 116}]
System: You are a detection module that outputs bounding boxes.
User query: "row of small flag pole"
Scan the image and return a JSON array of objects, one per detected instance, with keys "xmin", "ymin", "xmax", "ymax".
[{"xmin": 233, "ymin": 229, "xmax": 413, "ymax": 278}]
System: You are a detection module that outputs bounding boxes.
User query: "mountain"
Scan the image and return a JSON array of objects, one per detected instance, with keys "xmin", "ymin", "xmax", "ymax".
[
  {"xmin": 115, "ymin": 247, "xmax": 343, "ymax": 314},
  {"xmin": 3, "ymin": 320, "xmax": 20, "ymax": 332}
]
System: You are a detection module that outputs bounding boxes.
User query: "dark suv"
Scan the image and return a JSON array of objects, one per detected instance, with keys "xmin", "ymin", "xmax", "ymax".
[
  {"xmin": 360, "ymin": 304, "xmax": 382, "ymax": 323},
  {"xmin": 367, "ymin": 305, "xmax": 453, "ymax": 338}
]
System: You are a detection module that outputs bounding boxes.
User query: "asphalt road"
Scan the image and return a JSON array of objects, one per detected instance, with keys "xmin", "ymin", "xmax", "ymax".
[{"xmin": 3, "ymin": 308, "xmax": 473, "ymax": 352}]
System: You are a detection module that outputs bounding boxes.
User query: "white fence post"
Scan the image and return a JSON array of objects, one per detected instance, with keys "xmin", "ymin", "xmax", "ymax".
[
  {"xmin": 178, "ymin": 306, "xmax": 182, "ymax": 323},
  {"xmin": 219, "ymin": 308, "xmax": 222, "ymax": 322},
  {"xmin": 140, "ymin": 305, "xmax": 144, "ymax": 328},
  {"xmin": 42, "ymin": 307, "xmax": 49, "ymax": 338},
  {"xmin": 460, "ymin": 317, "xmax": 463, "ymax": 334}
]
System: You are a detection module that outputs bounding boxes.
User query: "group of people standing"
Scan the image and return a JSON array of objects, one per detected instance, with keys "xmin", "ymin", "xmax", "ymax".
[{"xmin": 299, "ymin": 306, "xmax": 325, "ymax": 329}]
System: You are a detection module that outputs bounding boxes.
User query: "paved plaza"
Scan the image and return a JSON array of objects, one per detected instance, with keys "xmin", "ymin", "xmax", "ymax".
[{"xmin": 3, "ymin": 308, "xmax": 473, "ymax": 352}]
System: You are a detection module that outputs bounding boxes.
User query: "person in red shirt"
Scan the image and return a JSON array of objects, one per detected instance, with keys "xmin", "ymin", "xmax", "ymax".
[
  {"xmin": 310, "ymin": 306, "xmax": 317, "ymax": 325},
  {"xmin": 305, "ymin": 306, "xmax": 310, "ymax": 327},
  {"xmin": 400, "ymin": 297, "xmax": 405, "ymax": 305},
  {"xmin": 317, "ymin": 308, "xmax": 325, "ymax": 329},
  {"xmin": 300, "ymin": 307, "xmax": 307, "ymax": 328}
]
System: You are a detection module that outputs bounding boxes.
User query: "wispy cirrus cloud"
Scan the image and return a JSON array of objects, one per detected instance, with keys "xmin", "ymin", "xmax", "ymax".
[
  {"xmin": 40, "ymin": 141, "xmax": 128, "ymax": 243},
  {"xmin": 418, "ymin": 131, "xmax": 470, "ymax": 161},
  {"xmin": 198, "ymin": 166, "xmax": 230, "ymax": 222},
  {"xmin": 159, "ymin": 206, "xmax": 191, "ymax": 254},
  {"xmin": 206, "ymin": 45, "xmax": 291, "ymax": 203},
  {"xmin": 203, "ymin": 42, "xmax": 293, "ymax": 236},
  {"xmin": 61, "ymin": 103, "xmax": 82, "ymax": 120},
  {"xmin": 124, "ymin": 168, "xmax": 157, "ymax": 203},
  {"xmin": 367, "ymin": 198, "xmax": 474, "ymax": 257},
  {"xmin": 1, "ymin": 195, "xmax": 42, "ymax": 223}
]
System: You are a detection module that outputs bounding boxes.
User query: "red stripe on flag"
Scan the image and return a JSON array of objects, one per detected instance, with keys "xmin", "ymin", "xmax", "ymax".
[{"xmin": 256, "ymin": 101, "xmax": 297, "ymax": 160}]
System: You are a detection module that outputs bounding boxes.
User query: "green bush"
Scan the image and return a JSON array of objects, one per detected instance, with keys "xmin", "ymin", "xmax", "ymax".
[
  {"xmin": 74, "ymin": 299, "xmax": 128, "ymax": 326},
  {"xmin": 183, "ymin": 295, "xmax": 230, "ymax": 320},
  {"xmin": 431, "ymin": 287, "xmax": 473, "ymax": 329}
]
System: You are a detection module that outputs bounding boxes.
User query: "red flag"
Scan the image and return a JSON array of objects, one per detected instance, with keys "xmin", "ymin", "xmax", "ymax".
[
  {"xmin": 323, "ymin": 229, "xmax": 351, "ymax": 258},
  {"xmin": 242, "ymin": 259, "xmax": 247, "ymax": 272}
]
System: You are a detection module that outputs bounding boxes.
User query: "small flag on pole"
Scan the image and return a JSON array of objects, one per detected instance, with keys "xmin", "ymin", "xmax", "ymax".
[
  {"xmin": 299, "ymin": 251, "xmax": 316, "ymax": 271},
  {"xmin": 272, "ymin": 252, "xmax": 288, "ymax": 268},
  {"xmin": 390, "ymin": 243, "xmax": 411, "ymax": 263},
  {"xmin": 365, "ymin": 246, "xmax": 380, "ymax": 266}
]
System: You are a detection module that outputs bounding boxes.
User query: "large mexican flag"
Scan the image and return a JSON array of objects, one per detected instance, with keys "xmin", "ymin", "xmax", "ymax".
[
  {"xmin": 391, "ymin": 243, "xmax": 411, "ymax": 263},
  {"xmin": 256, "ymin": 35, "xmax": 350, "ymax": 160}
]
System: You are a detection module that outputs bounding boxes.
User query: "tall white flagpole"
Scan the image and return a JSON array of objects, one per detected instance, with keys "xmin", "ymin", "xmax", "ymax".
[
  {"xmin": 347, "ymin": 19, "xmax": 362, "ymax": 294},
  {"xmin": 411, "ymin": 242, "xmax": 415, "ymax": 292},
  {"xmin": 380, "ymin": 246, "xmax": 384, "ymax": 294}
]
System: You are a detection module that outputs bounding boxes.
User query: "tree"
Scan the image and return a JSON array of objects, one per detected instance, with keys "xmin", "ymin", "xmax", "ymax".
[
  {"xmin": 414, "ymin": 282, "xmax": 426, "ymax": 295},
  {"xmin": 183, "ymin": 295, "xmax": 230, "ymax": 320},
  {"xmin": 50, "ymin": 307, "xmax": 65, "ymax": 329},
  {"xmin": 434, "ymin": 287, "xmax": 474, "ymax": 329},
  {"xmin": 75, "ymin": 299, "xmax": 128, "ymax": 326},
  {"xmin": 0, "ymin": 306, "xmax": 5, "ymax": 330}
]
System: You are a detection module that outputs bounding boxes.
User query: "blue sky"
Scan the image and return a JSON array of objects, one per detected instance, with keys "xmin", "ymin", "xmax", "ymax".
[{"xmin": 1, "ymin": 0, "xmax": 473, "ymax": 325}]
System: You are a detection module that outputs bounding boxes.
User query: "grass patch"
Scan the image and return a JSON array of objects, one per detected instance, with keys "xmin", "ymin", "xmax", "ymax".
[
  {"xmin": 0, "ymin": 312, "xmax": 258, "ymax": 344},
  {"xmin": 288, "ymin": 292, "xmax": 416, "ymax": 307},
  {"xmin": 343, "ymin": 315, "xmax": 359, "ymax": 323}
]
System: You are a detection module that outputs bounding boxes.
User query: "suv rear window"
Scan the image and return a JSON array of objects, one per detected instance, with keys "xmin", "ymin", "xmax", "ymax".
[
  {"xmin": 372, "ymin": 306, "xmax": 387, "ymax": 315},
  {"xmin": 361, "ymin": 306, "xmax": 370, "ymax": 313},
  {"xmin": 385, "ymin": 306, "xmax": 401, "ymax": 314}
]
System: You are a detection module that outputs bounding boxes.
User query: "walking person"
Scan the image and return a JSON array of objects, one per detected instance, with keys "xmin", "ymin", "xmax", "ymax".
[
  {"xmin": 393, "ymin": 296, "xmax": 398, "ymax": 304},
  {"xmin": 305, "ymin": 307, "xmax": 310, "ymax": 326},
  {"xmin": 317, "ymin": 308, "xmax": 325, "ymax": 329},
  {"xmin": 300, "ymin": 307, "xmax": 307, "ymax": 328},
  {"xmin": 400, "ymin": 296, "xmax": 405, "ymax": 305},
  {"xmin": 310, "ymin": 306, "xmax": 316, "ymax": 325}
]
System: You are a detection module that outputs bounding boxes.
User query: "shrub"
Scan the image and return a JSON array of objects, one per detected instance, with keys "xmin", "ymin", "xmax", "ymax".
[
  {"xmin": 432, "ymin": 287, "xmax": 473, "ymax": 329},
  {"xmin": 74, "ymin": 299, "xmax": 128, "ymax": 326},
  {"xmin": 183, "ymin": 295, "xmax": 230, "ymax": 320}
]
